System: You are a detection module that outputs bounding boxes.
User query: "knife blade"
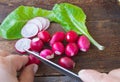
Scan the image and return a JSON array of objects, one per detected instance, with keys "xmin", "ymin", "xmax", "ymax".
[{"xmin": 25, "ymin": 49, "xmax": 83, "ymax": 82}]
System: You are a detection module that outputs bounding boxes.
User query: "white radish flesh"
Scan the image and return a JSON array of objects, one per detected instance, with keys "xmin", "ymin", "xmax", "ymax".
[
  {"xmin": 28, "ymin": 18, "xmax": 43, "ymax": 31},
  {"xmin": 35, "ymin": 17, "xmax": 47, "ymax": 30},
  {"xmin": 21, "ymin": 23, "xmax": 39, "ymax": 38},
  {"xmin": 43, "ymin": 18, "xmax": 50, "ymax": 30},
  {"xmin": 15, "ymin": 38, "xmax": 31, "ymax": 53}
]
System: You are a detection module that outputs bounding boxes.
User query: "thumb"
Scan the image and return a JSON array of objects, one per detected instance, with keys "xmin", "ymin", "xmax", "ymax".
[
  {"xmin": 78, "ymin": 69, "xmax": 119, "ymax": 82},
  {"xmin": 19, "ymin": 64, "xmax": 38, "ymax": 82}
]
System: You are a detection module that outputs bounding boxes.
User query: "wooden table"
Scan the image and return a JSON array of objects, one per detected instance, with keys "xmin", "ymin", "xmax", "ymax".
[{"xmin": 0, "ymin": 0, "xmax": 120, "ymax": 82}]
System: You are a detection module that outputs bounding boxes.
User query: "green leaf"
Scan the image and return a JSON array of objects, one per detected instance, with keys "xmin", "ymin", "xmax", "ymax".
[
  {"xmin": 0, "ymin": 6, "xmax": 54, "ymax": 39},
  {"xmin": 52, "ymin": 3, "xmax": 104, "ymax": 50}
]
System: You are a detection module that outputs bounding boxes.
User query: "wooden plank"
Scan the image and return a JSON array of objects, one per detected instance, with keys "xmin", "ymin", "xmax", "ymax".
[
  {"xmin": 34, "ymin": 76, "xmax": 77, "ymax": 82},
  {"xmin": 0, "ymin": 0, "xmax": 120, "ymax": 77}
]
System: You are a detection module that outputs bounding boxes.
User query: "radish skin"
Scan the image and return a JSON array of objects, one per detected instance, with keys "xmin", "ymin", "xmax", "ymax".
[
  {"xmin": 59, "ymin": 57, "xmax": 75, "ymax": 69},
  {"xmin": 65, "ymin": 43, "xmax": 79, "ymax": 57},
  {"xmin": 52, "ymin": 42, "xmax": 65, "ymax": 55},
  {"xmin": 77, "ymin": 35, "xmax": 90, "ymax": 52},
  {"xmin": 30, "ymin": 38, "xmax": 43, "ymax": 52},
  {"xmin": 39, "ymin": 49, "xmax": 54, "ymax": 59},
  {"xmin": 50, "ymin": 32, "xmax": 65, "ymax": 46},
  {"xmin": 66, "ymin": 30, "xmax": 78, "ymax": 42},
  {"xmin": 38, "ymin": 31, "xmax": 51, "ymax": 42},
  {"xmin": 27, "ymin": 54, "xmax": 41, "ymax": 65}
]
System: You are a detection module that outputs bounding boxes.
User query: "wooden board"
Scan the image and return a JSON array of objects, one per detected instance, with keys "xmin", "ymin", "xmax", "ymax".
[{"xmin": 0, "ymin": 0, "xmax": 120, "ymax": 82}]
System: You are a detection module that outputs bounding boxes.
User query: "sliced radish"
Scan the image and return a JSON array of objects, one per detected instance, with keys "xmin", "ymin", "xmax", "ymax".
[
  {"xmin": 43, "ymin": 18, "xmax": 50, "ymax": 30},
  {"xmin": 21, "ymin": 23, "xmax": 39, "ymax": 38},
  {"xmin": 15, "ymin": 38, "xmax": 31, "ymax": 53},
  {"xmin": 58, "ymin": 57, "xmax": 75, "ymax": 69},
  {"xmin": 35, "ymin": 17, "xmax": 47, "ymax": 30},
  {"xmin": 28, "ymin": 18, "xmax": 42, "ymax": 31},
  {"xmin": 39, "ymin": 49, "xmax": 54, "ymax": 59},
  {"xmin": 52, "ymin": 42, "xmax": 65, "ymax": 55},
  {"xmin": 30, "ymin": 38, "xmax": 43, "ymax": 52}
]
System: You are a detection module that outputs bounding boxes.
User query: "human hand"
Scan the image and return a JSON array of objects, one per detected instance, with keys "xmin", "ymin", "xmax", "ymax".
[
  {"xmin": 0, "ymin": 50, "xmax": 38, "ymax": 82},
  {"xmin": 78, "ymin": 68, "xmax": 120, "ymax": 82}
]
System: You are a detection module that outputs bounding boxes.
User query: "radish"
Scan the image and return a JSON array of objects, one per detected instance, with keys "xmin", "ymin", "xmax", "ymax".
[
  {"xmin": 28, "ymin": 18, "xmax": 43, "ymax": 31},
  {"xmin": 43, "ymin": 18, "xmax": 50, "ymax": 30},
  {"xmin": 21, "ymin": 23, "xmax": 39, "ymax": 38},
  {"xmin": 35, "ymin": 17, "xmax": 50, "ymax": 30},
  {"xmin": 50, "ymin": 32, "xmax": 65, "ymax": 46},
  {"xmin": 30, "ymin": 38, "xmax": 43, "ymax": 52},
  {"xmin": 52, "ymin": 42, "xmax": 65, "ymax": 55},
  {"xmin": 66, "ymin": 30, "xmax": 78, "ymax": 42},
  {"xmin": 65, "ymin": 43, "xmax": 79, "ymax": 57},
  {"xmin": 15, "ymin": 38, "xmax": 31, "ymax": 53},
  {"xmin": 27, "ymin": 54, "xmax": 41, "ymax": 65},
  {"xmin": 58, "ymin": 57, "xmax": 75, "ymax": 69},
  {"xmin": 77, "ymin": 35, "xmax": 90, "ymax": 52},
  {"xmin": 38, "ymin": 31, "xmax": 51, "ymax": 42},
  {"xmin": 39, "ymin": 49, "xmax": 54, "ymax": 59}
]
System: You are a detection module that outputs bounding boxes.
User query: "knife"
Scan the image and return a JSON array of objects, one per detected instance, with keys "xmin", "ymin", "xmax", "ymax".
[{"xmin": 25, "ymin": 49, "xmax": 83, "ymax": 82}]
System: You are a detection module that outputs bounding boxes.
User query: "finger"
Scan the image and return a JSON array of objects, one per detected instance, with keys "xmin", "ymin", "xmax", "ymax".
[
  {"xmin": 19, "ymin": 64, "xmax": 38, "ymax": 82},
  {"xmin": 109, "ymin": 68, "xmax": 120, "ymax": 79},
  {"xmin": 78, "ymin": 69, "xmax": 119, "ymax": 82},
  {"xmin": 6, "ymin": 55, "xmax": 28, "ymax": 71},
  {"xmin": 0, "ymin": 49, "xmax": 9, "ymax": 57}
]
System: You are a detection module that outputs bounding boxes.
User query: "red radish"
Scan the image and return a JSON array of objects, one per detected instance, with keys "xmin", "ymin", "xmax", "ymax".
[
  {"xmin": 30, "ymin": 38, "xmax": 43, "ymax": 52},
  {"xmin": 65, "ymin": 43, "xmax": 79, "ymax": 57},
  {"xmin": 66, "ymin": 30, "xmax": 78, "ymax": 42},
  {"xmin": 28, "ymin": 18, "xmax": 42, "ymax": 31},
  {"xmin": 78, "ymin": 35, "xmax": 90, "ymax": 52},
  {"xmin": 59, "ymin": 57, "xmax": 75, "ymax": 69},
  {"xmin": 21, "ymin": 23, "xmax": 39, "ymax": 38},
  {"xmin": 15, "ymin": 38, "xmax": 31, "ymax": 53},
  {"xmin": 52, "ymin": 42, "xmax": 65, "ymax": 55},
  {"xmin": 39, "ymin": 49, "xmax": 54, "ymax": 59},
  {"xmin": 38, "ymin": 31, "xmax": 51, "ymax": 42},
  {"xmin": 50, "ymin": 32, "xmax": 65, "ymax": 46},
  {"xmin": 27, "ymin": 54, "xmax": 41, "ymax": 65},
  {"xmin": 35, "ymin": 17, "xmax": 48, "ymax": 30}
]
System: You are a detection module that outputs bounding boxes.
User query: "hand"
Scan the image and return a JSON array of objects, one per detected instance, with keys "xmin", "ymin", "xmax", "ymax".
[
  {"xmin": 0, "ymin": 50, "xmax": 38, "ymax": 82},
  {"xmin": 78, "ymin": 69, "xmax": 120, "ymax": 82}
]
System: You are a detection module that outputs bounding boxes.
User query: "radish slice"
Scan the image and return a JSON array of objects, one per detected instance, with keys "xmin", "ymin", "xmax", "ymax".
[
  {"xmin": 35, "ymin": 17, "xmax": 47, "ymax": 30},
  {"xmin": 43, "ymin": 18, "xmax": 50, "ymax": 30},
  {"xmin": 28, "ymin": 18, "xmax": 42, "ymax": 31},
  {"xmin": 21, "ymin": 23, "xmax": 39, "ymax": 38},
  {"xmin": 15, "ymin": 38, "xmax": 31, "ymax": 53}
]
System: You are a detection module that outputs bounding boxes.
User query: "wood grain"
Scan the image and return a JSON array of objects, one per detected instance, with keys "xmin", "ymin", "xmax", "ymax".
[{"xmin": 0, "ymin": 0, "xmax": 120, "ymax": 82}]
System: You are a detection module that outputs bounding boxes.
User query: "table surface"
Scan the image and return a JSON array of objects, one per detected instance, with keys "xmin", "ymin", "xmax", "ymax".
[{"xmin": 0, "ymin": 0, "xmax": 120, "ymax": 82}]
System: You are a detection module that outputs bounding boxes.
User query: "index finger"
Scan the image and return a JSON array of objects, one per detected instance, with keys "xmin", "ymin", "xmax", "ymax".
[
  {"xmin": 6, "ymin": 55, "xmax": 29, "ymax": 71},
  {"xmin": 0, "ymin": 49, "xmax": 9, "ymax": 57}
]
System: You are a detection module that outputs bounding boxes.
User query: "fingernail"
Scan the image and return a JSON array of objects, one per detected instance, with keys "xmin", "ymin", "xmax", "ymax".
[
  {"xmin": 33, "ymin": 64, "xmax": 38, "ymax": 73},
  {"xmin": 78, "ymin": 70, "xmax": 86, "ymax": 74}
]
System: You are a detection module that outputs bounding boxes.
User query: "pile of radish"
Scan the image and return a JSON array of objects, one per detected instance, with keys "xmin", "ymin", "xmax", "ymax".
[{"xmin": 15, "ymin": 17, "xmax": 90, "ymax": 69}]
